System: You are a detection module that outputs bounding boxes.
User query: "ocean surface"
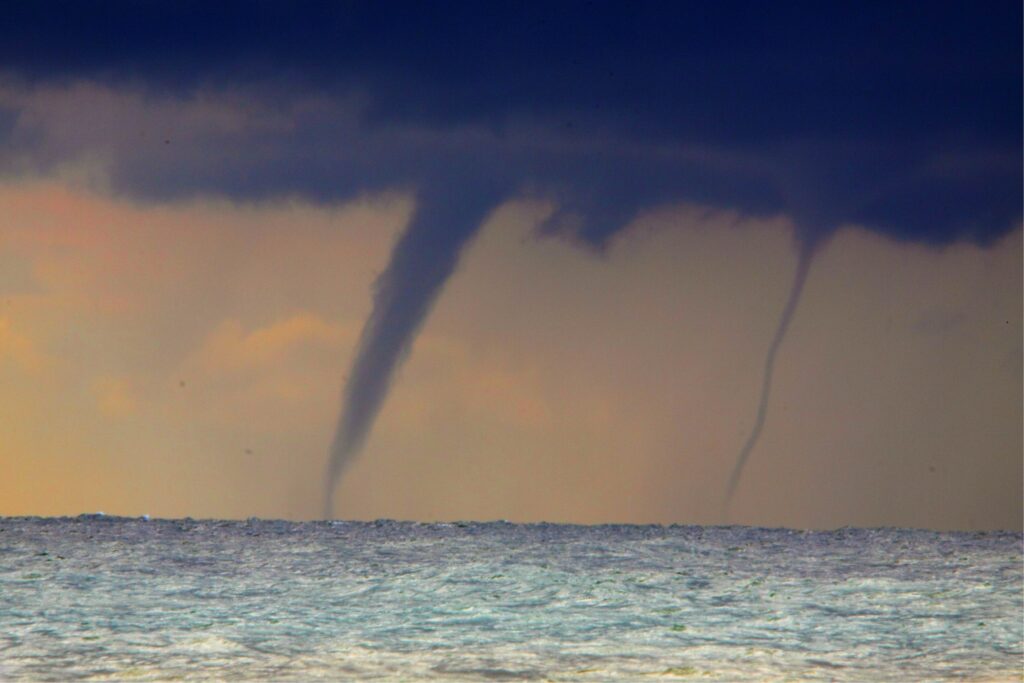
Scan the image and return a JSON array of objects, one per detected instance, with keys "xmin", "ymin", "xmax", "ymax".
[{"xmin": 0, "ymin": 516, "xmax": 1020, "ymax": 681}]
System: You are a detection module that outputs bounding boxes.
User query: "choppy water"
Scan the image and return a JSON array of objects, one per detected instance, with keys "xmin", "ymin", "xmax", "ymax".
[{"xmin": 0, "ymin": 516, "xmax": 1020, "ymax": 681}]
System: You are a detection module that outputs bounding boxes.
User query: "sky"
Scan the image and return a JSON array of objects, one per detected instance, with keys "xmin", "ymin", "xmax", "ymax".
[{"xmin": 0, "ymin": 1, "xmax": 1020, "ymax": 529}]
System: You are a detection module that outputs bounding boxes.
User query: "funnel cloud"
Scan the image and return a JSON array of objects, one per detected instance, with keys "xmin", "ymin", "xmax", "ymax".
[
  {"xmin": 324, "ymin": 183, "xmax": 502, "ymax": 517},
  {"xmin": 724, "ymin": 242, "xmax": 816, "ymax": 513}
]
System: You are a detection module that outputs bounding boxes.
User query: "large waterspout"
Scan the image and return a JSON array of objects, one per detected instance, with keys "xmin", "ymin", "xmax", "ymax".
[{"xmin": 324, "ymin": 184, "xmax": 500, "ymax": 518}]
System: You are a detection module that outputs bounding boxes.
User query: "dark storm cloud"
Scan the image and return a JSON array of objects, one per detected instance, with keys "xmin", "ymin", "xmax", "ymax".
[{"xmin": 2, "ymin": 0, "xmax": 1020, "ymax": 246}]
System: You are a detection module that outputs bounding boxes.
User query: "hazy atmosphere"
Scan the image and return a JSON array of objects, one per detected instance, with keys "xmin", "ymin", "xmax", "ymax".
[{"xmin": 1, "ymin": 2, "xmax": 1020, "ymax": 529}]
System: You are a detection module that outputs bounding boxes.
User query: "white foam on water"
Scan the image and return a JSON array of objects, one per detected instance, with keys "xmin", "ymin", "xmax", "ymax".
[{"xmin": 0, "ymin": 518, "xmax": 1019, "ymax": 681}]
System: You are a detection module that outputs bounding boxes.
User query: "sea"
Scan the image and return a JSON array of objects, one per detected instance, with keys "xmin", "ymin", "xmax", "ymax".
[{"xmin": 0, "ymin": 516, "xmax": 1020, "ymax": 681}]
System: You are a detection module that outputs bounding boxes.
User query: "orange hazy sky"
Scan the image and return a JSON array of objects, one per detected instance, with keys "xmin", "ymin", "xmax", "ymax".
[{"xmin": 0, "ymin": 180, "xmax": 1019, "ymax": 529}]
